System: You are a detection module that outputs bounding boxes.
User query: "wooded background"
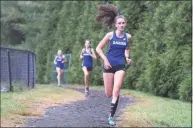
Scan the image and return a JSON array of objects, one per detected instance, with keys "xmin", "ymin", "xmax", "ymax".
[{"xmin": 1, "ymin": 1, "xmax": 191, "ymax": 101}]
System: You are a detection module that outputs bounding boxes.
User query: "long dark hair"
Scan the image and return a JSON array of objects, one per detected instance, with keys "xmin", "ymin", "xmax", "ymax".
[{"xmin": 95, "ymin": 3, "xmax": 126, "ymax": 28}]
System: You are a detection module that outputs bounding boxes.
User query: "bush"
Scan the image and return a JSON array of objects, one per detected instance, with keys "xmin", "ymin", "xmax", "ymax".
[{"xmin": 179, "ymin": 76, "xmax": 192, "ymax": 101}]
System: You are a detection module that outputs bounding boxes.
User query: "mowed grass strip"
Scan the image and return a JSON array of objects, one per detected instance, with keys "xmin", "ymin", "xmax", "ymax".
[
  {"xmin": 119, "ymin": 89, "xmax": 191, "ymax": 127},
  {"xmin": 1, "ymin": 84, "xmax": 85, "ymax": 127}
]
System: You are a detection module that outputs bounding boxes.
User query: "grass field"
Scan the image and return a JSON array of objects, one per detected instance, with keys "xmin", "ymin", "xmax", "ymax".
[
  {"xmin": 1, "ymin": 84, "xmax": 85, "ymax": 127},
  {"xmin": 119, "ymin": 89, "xmax": 192, "ymax": 127},
  {"xmin": 1, "ymin": 84, "xmax": 192, "ymax": 127}
]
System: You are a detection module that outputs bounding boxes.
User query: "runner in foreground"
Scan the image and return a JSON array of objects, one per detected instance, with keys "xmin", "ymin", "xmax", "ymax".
[{"xmin": 95, "ymin": 3, "xmax": 132, "ymax": 126}]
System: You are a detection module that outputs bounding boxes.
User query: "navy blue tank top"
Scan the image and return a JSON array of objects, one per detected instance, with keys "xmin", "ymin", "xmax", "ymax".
[
  {"xmin": 106, "ymin": 32, "xmax": 128, "ymax": 66},
  {"xmin": 55, "ymin": 55, "xmax": 64, "ymax": 67},
  {"xmin": 82, "ymin": 48, "xmax": 93, "ymax": 67}
]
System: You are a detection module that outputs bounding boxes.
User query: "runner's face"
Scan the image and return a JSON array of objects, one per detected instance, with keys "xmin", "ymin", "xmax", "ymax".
[
  {"xmin": 115, "ymin": 18, "xmax": 126, "ymax": 32},
  {"xmin": 85, "ymin": 41, "xmax": 90, "ymax": 48},
  {"xmin": 58, "ymin": 51, "xmax": 62, "ymax": 56}
]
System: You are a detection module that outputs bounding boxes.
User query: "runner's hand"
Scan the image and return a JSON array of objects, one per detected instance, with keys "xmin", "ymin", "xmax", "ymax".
[
  {"xmin": 104, "ymin": 59, "xmax": 112, "ymax": 69},
  {"xmin": 126, "ymin": 58, "xmax": 132, "ymax": 65}
]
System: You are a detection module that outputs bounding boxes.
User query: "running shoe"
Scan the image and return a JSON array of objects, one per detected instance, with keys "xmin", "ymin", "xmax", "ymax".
[{"xmin": 108, "ymin": 117, "xmax": 116, "ymax": 126}]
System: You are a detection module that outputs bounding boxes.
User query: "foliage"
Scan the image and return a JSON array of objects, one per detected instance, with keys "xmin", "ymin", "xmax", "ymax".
[{"xmin": 1, "ymin": 1, "xmax": 191, "ymax": 101}]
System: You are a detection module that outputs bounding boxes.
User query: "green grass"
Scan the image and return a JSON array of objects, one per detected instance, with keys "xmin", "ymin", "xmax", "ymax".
[
  {"xmin": 120, "ymin": 89, "xmax": 192, "ymax": 127},
  {"xmin": 1, "ymin": 84, "xmax": 84, "ymax": 117},
  {"xmin": 1, "ymin": 84, "xmax": 85, "ymax": 127},
  {"xmin": 1, "ymin": 93, "xmax": 27, "ymax": 118}
]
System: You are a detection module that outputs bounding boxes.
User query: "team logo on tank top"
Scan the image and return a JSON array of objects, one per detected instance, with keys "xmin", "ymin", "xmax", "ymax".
[
  {"xmin": 83, "ymin": 48, "xmax": 92, "ymax": 56},
  {"xmin": 57, "ymin": 56, "xmax": 62, "ymax": 61},
  {"xmin": 112, "ymin": 41, "xmax": 126, "ymax": 46}
]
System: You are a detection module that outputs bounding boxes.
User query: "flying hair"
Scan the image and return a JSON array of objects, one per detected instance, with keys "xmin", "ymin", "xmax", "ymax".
[{"xmin": 95, "ymin": 3, "xmax": 125, "ymax": 28}]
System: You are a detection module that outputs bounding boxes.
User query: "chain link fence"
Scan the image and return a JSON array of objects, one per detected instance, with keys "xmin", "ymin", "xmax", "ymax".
[{"xmin": 0, "ymin": 47, "xmax": 36, "ymax": 92}]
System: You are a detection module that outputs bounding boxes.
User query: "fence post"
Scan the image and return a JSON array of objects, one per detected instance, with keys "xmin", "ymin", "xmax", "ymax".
[
  {"xmin": 34, "ymin": 54, "xmax": 36, "ymax": 88},
  {"xmin": 7, "ymin": 50, "xmax": 13, "ymax": 91},
  {"xmin": 27, "ymin": 52, "xmax": 30, "ymax": 88},
  {"xmin": 32, "ymin": 54, "xmax": 34, "ymax": 88}
]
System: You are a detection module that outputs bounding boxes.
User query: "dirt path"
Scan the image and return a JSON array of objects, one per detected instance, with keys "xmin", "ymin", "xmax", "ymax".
[{"xmin": 25, "ymin": 88, "xmax": 135, "ymax": 127}]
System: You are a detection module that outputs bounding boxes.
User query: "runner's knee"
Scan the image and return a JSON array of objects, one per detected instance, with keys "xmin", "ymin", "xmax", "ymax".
[{"xmin": 85, "ymin": 72, "xmax": 89, "ymax": 77}]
